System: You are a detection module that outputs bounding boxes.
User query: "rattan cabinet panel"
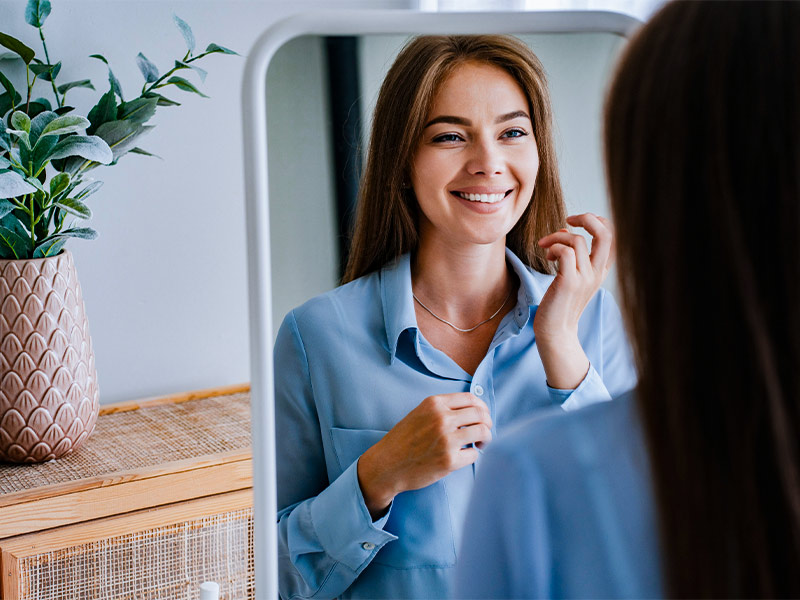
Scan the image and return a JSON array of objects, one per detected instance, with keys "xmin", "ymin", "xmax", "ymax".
[{"xmin": 0, "ymin": 386, "xmax": 254, "ymax": 600}]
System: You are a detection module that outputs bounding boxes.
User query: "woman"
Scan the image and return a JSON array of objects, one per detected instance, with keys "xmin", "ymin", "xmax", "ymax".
[
  {"xmin": 275, "ymin": 35, "xmax": 635, "ymax": 599},
  {"xmin": 456, "ymin": 2, "xmax": 800, "ymax": 598}
]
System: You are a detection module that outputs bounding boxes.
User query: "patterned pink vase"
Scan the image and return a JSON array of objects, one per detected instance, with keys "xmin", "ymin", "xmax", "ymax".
[{"xmin": 0, "ymin": 251, "xmax": 99, "ymax": 463}]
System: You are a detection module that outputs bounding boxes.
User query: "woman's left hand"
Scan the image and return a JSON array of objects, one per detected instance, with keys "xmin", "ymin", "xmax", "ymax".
[{"xmin": 534, "ymin": 213, "xmax": 615, "ymax": 389}]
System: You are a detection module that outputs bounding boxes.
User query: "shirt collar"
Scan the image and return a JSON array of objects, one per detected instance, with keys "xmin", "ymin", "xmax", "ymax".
[{"xmin": 380, "ymin": 248, "xmax": 550, "ymax": 362}]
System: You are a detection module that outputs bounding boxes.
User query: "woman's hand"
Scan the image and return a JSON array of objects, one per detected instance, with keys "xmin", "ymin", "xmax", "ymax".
[
  {"xmin": 534, "ymin": 213, "xmax": 615, "ymax": 390},
  {"xmin": 357, "ymin": 393, "xmax": 492, "ymax": 520}
]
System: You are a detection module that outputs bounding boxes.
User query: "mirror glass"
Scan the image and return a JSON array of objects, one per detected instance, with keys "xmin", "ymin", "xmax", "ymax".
[{"xmin": 265, "ymin": 32, "xmax": 627, "ymax": 333}]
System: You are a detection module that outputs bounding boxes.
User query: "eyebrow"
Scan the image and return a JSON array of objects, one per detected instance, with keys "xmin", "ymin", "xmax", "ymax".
[{"xmin": 423, "ymin": 110, "xmax": 531, "ymax": 129}]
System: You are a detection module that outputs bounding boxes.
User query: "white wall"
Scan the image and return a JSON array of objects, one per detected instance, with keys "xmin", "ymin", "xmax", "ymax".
[{"xmin": 0, "ymin": 0, "xmax": 407, "ymax": 404}]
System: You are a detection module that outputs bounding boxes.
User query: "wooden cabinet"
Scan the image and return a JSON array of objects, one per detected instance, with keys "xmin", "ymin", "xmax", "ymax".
[{"xmin": 0, "ymin": 386, "xmax": 254, "ymax": 600}]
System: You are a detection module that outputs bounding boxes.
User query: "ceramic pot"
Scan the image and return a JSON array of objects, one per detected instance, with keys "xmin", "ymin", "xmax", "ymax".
[{"xmin": 0, "ymin": 250, "xmax": 99, "ymax": 462}]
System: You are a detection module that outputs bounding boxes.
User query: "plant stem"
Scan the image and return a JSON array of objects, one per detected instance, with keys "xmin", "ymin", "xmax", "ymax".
[
  {"xmin": 141, "ymin": 51, "xmax": 210, "ymax": 96},
  {"xmin": 25, "ymin": 64, "xmax": 31, "ymax": 113},
  {"xmin": 38, "ymin": 27, "xmax": 62, "ymax": 108},
  {"xmin": 28, "ymin": 194, "xmax": 35, "ymax": 247}
]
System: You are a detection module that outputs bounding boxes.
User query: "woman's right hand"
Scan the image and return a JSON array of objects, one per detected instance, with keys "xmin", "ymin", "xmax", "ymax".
[{"xmin": 357, "ymin": 393, "xmax": 493, "ymax": 519}]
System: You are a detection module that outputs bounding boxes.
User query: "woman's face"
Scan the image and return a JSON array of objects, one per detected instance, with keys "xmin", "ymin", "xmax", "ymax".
[{"xmin": 411, "ymin": 60, "xmax": 539, "ymax": 250}]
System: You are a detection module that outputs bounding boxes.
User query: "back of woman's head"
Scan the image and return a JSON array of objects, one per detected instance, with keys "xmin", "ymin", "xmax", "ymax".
[
  {"xmin": 343, "ymin": 35, "xmax": 565, "ymax": 283},
  {"xmin": 605, "ymin": 1, "xmax": 800, "ymax": 596}
]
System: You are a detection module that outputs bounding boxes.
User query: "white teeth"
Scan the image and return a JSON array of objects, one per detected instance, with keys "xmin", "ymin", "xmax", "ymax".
[{"xmin": 456, "ymin": 192, "xmax": 506, "ymax": 203}]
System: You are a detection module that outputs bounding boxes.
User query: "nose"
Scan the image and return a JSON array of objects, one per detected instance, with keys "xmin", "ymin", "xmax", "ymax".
[{"xmin": 465, "ymin": 138, "xmax": 504, "ymax": 176}]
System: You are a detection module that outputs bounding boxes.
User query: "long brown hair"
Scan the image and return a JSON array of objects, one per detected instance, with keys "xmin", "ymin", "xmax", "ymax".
[
  {"xmin": 343, "ymin": 35, "xmax": 565, "ymax": 283},
  {"xmin": 605, "ymin": 1, "xmax": 800, "ymax": 596}
]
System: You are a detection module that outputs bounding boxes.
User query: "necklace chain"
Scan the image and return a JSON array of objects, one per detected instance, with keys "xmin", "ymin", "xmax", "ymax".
[{"xmin": 412, "ymin": 289, "xmax": 513, "ymax": 333}]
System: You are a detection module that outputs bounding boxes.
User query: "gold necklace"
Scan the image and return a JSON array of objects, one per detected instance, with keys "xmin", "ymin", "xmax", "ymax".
[{"xmin": 412, "ymin": 289, "xmax": 513, "ymax": 333}]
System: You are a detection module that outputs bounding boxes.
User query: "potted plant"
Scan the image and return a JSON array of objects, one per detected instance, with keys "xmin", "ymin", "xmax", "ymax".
[{"xmin": 0, "ymin": 0, "xmax": 236, "ymax": 462}]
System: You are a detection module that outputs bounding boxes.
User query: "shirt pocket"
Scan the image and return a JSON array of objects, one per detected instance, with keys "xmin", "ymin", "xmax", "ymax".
[{"xmin": 329, "ymin": 427, "xmax": 456, "ymax": 569}]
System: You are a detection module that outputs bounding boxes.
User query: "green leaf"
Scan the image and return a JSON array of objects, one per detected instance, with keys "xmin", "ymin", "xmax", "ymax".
[
  {"xmin": 94, "ymin": 121, "xmax": 152, "ymax": 161},
  {"xmin": 0, "ymin": 169, "xmax": 37, "ymax": 199},
  {"xmin": 73, "ymin": 180, "xmax": 102, "ymax": 200},
  {"xmin": 0, "ymin": 157, "xmax": 10, "ymax": 169},
  {"xmin": 0, "ymin": 119, "xmax": 11, "ymax": 152},
  {"xmin": 129, "ymin": 147, "xmax": 160, "ymax": 158},
  {"xmin": 41, "ymin": 115, "xmax": 89, "ymax": 137},
  {"xmin": 55, "ymin": 196, "xmax": 91, "ymax": 218},
  {"xmin": 29, "ymin": 110, "xmax": 58, "ymax": 143},
  {"xmin": 59, "ymin": 226, "xmax": 97, "ymax": 240},
  {"xmin": 87, "ymin": 89, "xmax": 117, "ymax": 135},
  {"xmin": 49, "ymin": 135, "xmax": 113, "ymax": 164},
  {"xmin": 0, "ymin": 198, "xmax": 15, "ymax": 218},
  {"xmin": 0, "ymin": 33, "xmax": 35, "ymax": 64},
  {"xmin": 25, "ymin": 0, "xmax": 52, "ymax": 27},
  {"xmin": 57, "ymin": 79, "xmax": 95, "ymax": 95},
  {"xmin": 0, "ymin": 71, "xmax": 17, "ymax": 101},
  {"xmin": 117, "ymin": 97, "xmax": 157, "ymax": 125},
  {"xmin": 0, "ymin": 226, "xmax": 30, "ymax": 259},
  {"xmin": 26, "ymin": 100, "xmax": 50, "ymax": 119},
  {"xmin": 173, "ymin": 14, "xmax": 195, "ymax": 53},
  {"xmin": 162, "ymin": 76, "xmax": 208, "ymax": 98},
  {"xmin": 135, "ymin": 52, "xmax": 159, "ymax": 83},
  {"xmin": 8, "ymin": 129, "xmax": 31, "ymax": 150},
  {"xmin": 32, "ymin": 134, "xmax": 58, "ymax": 173},
  {"xmin": 0, "ymin": 52, "xmax": 21, "ymax": 61},
  {"xmin": 31, "ymin": 97, "xmax": 52, "ymax": 111},
  {"xmin": 11, "ymin": 111, "xmax": 31, "ymax": 134},
  {"xmin": 24, "ymin": 175, "xmax": 45, "ymax": 193},
  {"xmin": 30, "ymin": 61, "xmax": 61, "ymax": 82},
  {"xmin": 33, "ymin": 237, "xmax": 66, "ymax": 258},
  {"xmin": 205, "ymin": 43, "xmax": 238, "ymax": 56},
  {"xmin": 90, "ymin": 54, "xmax": 124, "ymax": 100},
  {"xmin": 0, "ymin": 92, "xmax": 21, "ymax": 123},
  {"xmin": 49, "ymin": 172, "xmax": 69, "ymax": 196},
  {"xmin": 143, "ymin": 92, "xmax": 180, "ymax": 107},
  {"xmin": 174, "ymin": 60, "xmax": 207, "ymax": 83}
]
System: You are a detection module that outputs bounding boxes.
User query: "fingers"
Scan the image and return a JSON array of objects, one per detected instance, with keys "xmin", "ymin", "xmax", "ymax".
[
  {"xmin": 543, "ymin": 242, "xmax": 577, "ymax": 276},
  {"xmin": 539, "ymin": 232, "xmax": 588, "ymax": 274},
  {"xmin": 454, "ymin": 422, "xmax": 493, "ymax": 447},
  {"xmin": 565, "ymin": 213, "xmax": 614, "ymax": 272}
]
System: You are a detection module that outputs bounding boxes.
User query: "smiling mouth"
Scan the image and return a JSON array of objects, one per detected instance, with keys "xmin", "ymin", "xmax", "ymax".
[{"xmin": 451, "ymin": 190, "xmax": 513, "ymax": 204}]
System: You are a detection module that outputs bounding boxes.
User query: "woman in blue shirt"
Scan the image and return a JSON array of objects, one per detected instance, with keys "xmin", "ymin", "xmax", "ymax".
[
  {"xmin": 275, "ymin": 35, "xmax": 636, "ymax": 599},
  {"xmin": 457, "ymin": 2, "xmax": 800, "ymax": 598}
]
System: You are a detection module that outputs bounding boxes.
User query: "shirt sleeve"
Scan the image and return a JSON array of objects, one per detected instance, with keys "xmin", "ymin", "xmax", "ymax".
[
  {"xmin": 275, "ymin": 311, "xmax": 398, "ymax": 600},
  {"xmin": 456, "ymin": 443, "xmax": 552, "ymax": 599},
  {"xmin": 548, "ymin": 289, "xmax": 638, "ymax": 411}
]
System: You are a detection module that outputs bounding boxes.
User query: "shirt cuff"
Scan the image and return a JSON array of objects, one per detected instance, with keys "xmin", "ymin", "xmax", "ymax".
[
  {"xmin": 547, "ymin": 363, "xmax": 613, "ymax": 411},
  {"xmin": 309, "ymin": 458, "xmax": 398, "ymax": 572}
]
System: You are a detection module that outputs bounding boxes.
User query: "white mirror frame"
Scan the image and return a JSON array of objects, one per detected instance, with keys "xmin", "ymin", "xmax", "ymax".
[{"xmin": 242, "ymin": 10, "xmax": 640, "ymax": 598}]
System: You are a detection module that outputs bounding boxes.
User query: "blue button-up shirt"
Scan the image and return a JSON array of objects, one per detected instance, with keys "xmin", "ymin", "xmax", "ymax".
[
  {"xmin": 455, "ymin": 391, "xmax": 663, "ymax": 599},
  {"xmin": 274, "ymin": 248, "xmax": 636, "ymax": 600}
]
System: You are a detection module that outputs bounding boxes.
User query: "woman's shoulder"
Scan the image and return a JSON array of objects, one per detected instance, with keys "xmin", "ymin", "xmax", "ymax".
[
  {"xmin": 288, "ymin": 270, "xmax": 380, "ymax": 320},
  {"xmin": 491, "ymin": 391, "xmax": 641, "ymax": 472}
]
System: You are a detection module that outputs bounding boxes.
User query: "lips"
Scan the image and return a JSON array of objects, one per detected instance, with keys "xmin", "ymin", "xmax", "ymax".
[{"xmin": 450, "ymin": 189, "xmax": 512, "ymax": 204}]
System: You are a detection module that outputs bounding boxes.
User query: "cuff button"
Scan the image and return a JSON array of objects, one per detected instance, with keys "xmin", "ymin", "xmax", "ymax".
[{"xmin": 361, "ymin": 542, "xmax": 375, "ymax": 551}]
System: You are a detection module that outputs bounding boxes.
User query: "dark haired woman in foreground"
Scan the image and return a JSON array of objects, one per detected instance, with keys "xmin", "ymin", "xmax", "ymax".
[
  {"xmin": 456, "ymin": 1, "xmax": 800, "ymax": 597},
  {"xmin": 275, "ymin": 35, "xmax": 635, "ymax": 599}
]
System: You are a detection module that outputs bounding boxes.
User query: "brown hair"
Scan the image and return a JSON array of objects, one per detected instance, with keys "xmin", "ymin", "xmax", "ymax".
[
  {"xmin": 342, "ymin": 35, "xmax": 565, "ymax": 283},
  {"xmin": 605, "ymin": 1, "xmax": 800, "ymax": 596}
]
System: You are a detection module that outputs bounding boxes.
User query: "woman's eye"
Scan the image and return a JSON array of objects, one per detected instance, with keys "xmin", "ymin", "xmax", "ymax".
[
  {"xmin": 501, "ymin": 128, "xmax": 528, "ymax": 139},
  {"xmin": 432, "ymin": 133, "xmax": 464, "ymax": 143}
]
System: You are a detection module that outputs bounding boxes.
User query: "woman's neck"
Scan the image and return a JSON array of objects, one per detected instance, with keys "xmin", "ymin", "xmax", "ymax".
[{"xmin": 411, "ymin": 235, "xmax": 514, "ymax": 324}]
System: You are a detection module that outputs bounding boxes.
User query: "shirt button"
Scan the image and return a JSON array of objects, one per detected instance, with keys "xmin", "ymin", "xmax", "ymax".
[
  {"xmin": 474, "ymin": 385, "xmax": 484, "ymax": 397},
  {"xmin": 362, "ymin": 542, "xmax": 375, "ymax": 551}
]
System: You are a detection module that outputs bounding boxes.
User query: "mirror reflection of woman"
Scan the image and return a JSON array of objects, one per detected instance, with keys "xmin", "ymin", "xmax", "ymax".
[{"xmin": 275, "ymin": 35, "xmax": 635, "ymax": 599}]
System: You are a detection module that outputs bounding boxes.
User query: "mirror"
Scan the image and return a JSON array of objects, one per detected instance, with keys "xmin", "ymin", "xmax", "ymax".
[
  {"xmin": 242, "ymin": 11, "xmax": 639, "ymax": 597},
  {"xmin": 267, "ymin": 31, "xmax": 628, "ymax": 330}
]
